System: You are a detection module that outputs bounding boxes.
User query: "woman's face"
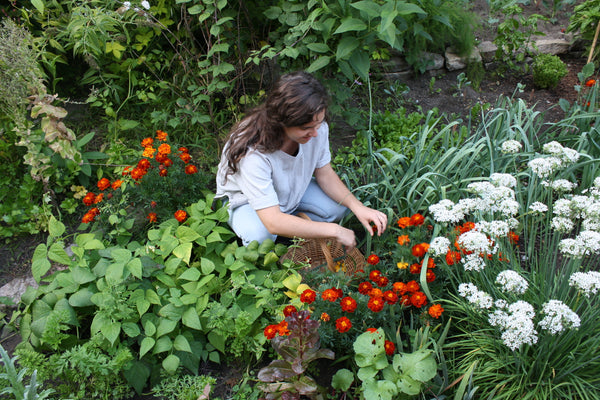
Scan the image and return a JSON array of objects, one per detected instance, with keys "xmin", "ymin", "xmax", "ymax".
[{"xmin": 283, "ymin": 110, "xmax": 326, "ymax": 145}]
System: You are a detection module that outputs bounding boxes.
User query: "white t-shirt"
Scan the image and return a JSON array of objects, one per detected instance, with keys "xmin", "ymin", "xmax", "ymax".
[{"xmin": 216, "ymin": 122, "xmax": 331, "ymax": 213}]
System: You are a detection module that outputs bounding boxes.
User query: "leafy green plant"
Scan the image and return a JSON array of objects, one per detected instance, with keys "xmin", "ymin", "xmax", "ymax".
[
  {"xmin": 532, "ymin": 53, "xmax": 568, "ymax": 89},
  {"xmin": 0, "ymin": 344, "xmax": 54, "ymax": 400},
  {"xmin": 257, "ymin": 310, "xmax": 334, "ymax": 399},
  {"xmin": 152, "ymin": 373, "xmax": 216, "ymax": 400},
  {"xmin": 16, "ymin": 195, "xmax": 294, "ymax": 394},
  {"xmin": 567, "ymin": 0, "xmax": 600, "ymax": 63}
]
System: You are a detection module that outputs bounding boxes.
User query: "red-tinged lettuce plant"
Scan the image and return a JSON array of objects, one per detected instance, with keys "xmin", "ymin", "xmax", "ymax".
[{"xmin": 258, "ymin": 310, "xmax": 335, "ymax": 400}]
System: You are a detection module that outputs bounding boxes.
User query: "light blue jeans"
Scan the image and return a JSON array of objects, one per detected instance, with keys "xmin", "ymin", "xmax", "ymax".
[{"xmin": 228, "ymin": 179, "xmax": 348, "ymax": 245}]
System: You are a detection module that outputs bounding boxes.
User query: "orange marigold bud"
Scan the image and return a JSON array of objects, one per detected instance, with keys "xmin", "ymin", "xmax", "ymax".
[
  {"xmin": 147, "ymin": 212, "xmax": 157, "ymax": 223},
  {"xmin": 585, "ymin": 78, "xmax": 596, "ymax": 87}
]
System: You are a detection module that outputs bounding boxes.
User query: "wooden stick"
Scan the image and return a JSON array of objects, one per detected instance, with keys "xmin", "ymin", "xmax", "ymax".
[{"xmin": 587, "ymin": 19, "xmax": 600, "ymax": 64}]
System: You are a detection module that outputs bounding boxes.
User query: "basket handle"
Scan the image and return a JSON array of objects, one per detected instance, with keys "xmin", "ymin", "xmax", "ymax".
[{"xmin": 296, "ymin": 212, "xmax": 337, "ymax": 272}]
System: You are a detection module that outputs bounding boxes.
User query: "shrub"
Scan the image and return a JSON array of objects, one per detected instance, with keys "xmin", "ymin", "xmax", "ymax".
[{"xmin": 532, "ymin": 53, "xmax": 568, "ymax": 89}]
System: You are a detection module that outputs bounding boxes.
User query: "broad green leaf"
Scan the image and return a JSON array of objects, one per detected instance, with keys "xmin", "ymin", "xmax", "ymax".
[
  {"xmin": 263, "ymin": 5, "xmax": 281, "ymax": 19},
  {"xmin": 336, "ymin": 36, "xmax": 360, "ymax": 61},
  {"xmin": 31, "ymin": 0, "xmax": 44, "ymax": 13},
  {"xmin": 122, "ymin": 322, "xmax": 141, "ymax": 337},
  {"xmin": 118, "ymin": 119, "xmax": 139, "ymax": 130},
  {"xmin": 350, "ymin": 1, "xmax": 381, "ymax": 18},
  {"xmin": 156, "ymin": 318, "xmax": 178, "ymax": 337},
  {"xmin": 48, "ymin": 243, "xmax": 72, "ymax": 265},
  {"xmin": 139, "ymin": 337, "xmax": 155, "ymax": 358},
  {"xmin": 333, "ymin": 18, "xmax": 367, "ymax": 34},
  {"xmin": 179, "ymin": 267, "xmax": 201, "ymax": 281},
  {"xmin": 306, "ymin": 43, "xmax": 331, "ymax": 53},
  {"xmin": 111, "ymin": 248, "xmax": 132, "ymax": 264},
  {"xmin": 143, "ymin": 319, "xmax": 157, "ymax": 336},
  {"xmin": 105, "ymin": 262, "xmax": 125, "ymax": 285},
  {"xmin": 146, "ymin": 289, "xmax": 161, "ymax": 305},
  {"xmin": 208, "ymin": 331, "xmax": 225, "ymax": 354},
  {"xmin": 396, "ymin": 2, "xmax": 426, "ymax": 15},
  {"xmin": 127, "ymin": 258, "xmax": 143, "ymax": 279},
  {"xmin": 332, "ymin": 368, "xmax": 354, "ymax": 391},
  {"xmin": 162, "ymin": 354, "xmax": 180, "ymax": 374},
  {"xmin": 76, "ymin": 233, "xmax": 104, "ymax": 250},
  {"xmin": 176, "ymin": 226, "xmax": 201, "ymax": 242},
  {"xmin": 174, "ymin": 334, "xmax": 192, "ymax": 352},
  {"xmin": 101, "ymin": 321, "xmax": 121, "ymax": 345},
  {"xmin": 123, "ymin": 360, "xmax": 150, "ymax": 394},
  {"xmin": 182, "ymin": 306, "xmax": 202, "ymax": 330},
  {"xmin": 349, "ymin": 50, "xmax": 370, "ymax": 81},
  {"xmin": 32, "ymin": 244, "xmax": 51, "ymax": 283},
  {"xmin": 71, "ymin": 267, "xmax": 96, "ymax": 284},
  {"xmin": 68, "ymin": 287, "xmax": 95, "ymax": 307},
  {"xmin": 173, "ymin": 242, "xmax": 193, "ymax": 265},
  {"xmin": 164, "ymin": 256, "xmax": 183, "ymax": 274},
  {"xmin": 153, "ymin": 336, "xmax": 173, "ymax": 354},
  {"xmin": 306, "ymin": 56, "xmax": 331, "ymax": 73},
  {"xmin": 48, "ymin": 216, "xmax": 65, "ymax": 238},
  {"xmin": 200, "ymin": 257, "xmax": 215, "ymax": 274}
]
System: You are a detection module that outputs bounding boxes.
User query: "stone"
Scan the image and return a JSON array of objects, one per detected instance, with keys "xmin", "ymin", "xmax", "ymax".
[
  {"xmin": 445, "ymin": 47, "xmax": 483, "ymax": 71},
  {"xmin": 529, "ymin": 38, "xmax": 572, "ymax": 55},
  {"xmin": 0, "ymin": 277, "xmax": 38, "ymax": 306},
  {"xmin": 477, "ymin": 41, "xmax": 497, "ymax": 63}
]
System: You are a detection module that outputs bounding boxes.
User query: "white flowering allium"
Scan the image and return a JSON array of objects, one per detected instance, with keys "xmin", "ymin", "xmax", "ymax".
[
  {"xmin": 528, "ymin": 156, "xmax": 563, "ymax": 179},
  {"xmin": 538, "ymin": 300, "xmax": 581, "ymax": 335},
  {"xmin": 582, "ymin": 218, "xmax": 600, "ymax": 232},
  {"xmin": 141, "ymin": 0, "xmax": 150, "ymax": 9},
  {"xmin": 571, "ymin": 195, "xmax": 594, "ymax": 218},
  {"xmin": 552, "ymin": 198, "xmax": 572, "ymax": 218},
  {"xmin": 462, "ymin": 254, "xmax": 487, "ymax": 272},
  {"xmin": 475, "ymin": 220, "xmax": 510, "ymax": 237},
  {"xmin": 123, "ymin": 1, "xmax": 132, "ymax": 10},
  {"xmin": 455, "ymin": 198, "xmax": 480, "ymax": 216},
  {"xmin": 583, "ymin": 202, "xmax": 600, "ymax": 220},
  {"xmin": 550, "ymin": 179, "xmax": 578, "ymax": 192},
  {"xmin": 496, "ymin": 198, "xmax": 520, "ymax": 217},
  {"xmin": 559, "ymin": 231, "xmax": 600, "ymax": 258},
  {"xmin": 569, "ymin": 271, "xmax": 600, "ymax": 297},
  {"xmin": 506, "ymin": 217, "xmax": 520, "ymax": 230},
  {"xmin": 467, "ymin": 181, "xmax": 496, "ymax": 196},
  {"xmin": 542, "ymin": 141, "xmax": 580, "ymax": 164},
  {"xmin": 495, "ymin": 299, "xmax": 508, "ymax": 309},
  {"xmin": 429, "ymin": 199, "xmax": 466, "ymax": 223},
  {"xmin": 458, "ymin": 230, "xmax": 498, "ymax": 256},
  {"xmin": 551, "ymin": 217, "xmax": 575, "ymax": 233},
  {"xmin": 490, "ymin": 173, "xmax": 517, "ymax": 188},
  {"xmin": 428, "ymin": 237, "xmax": 451, "ymax": 257},
  {"xmin": 496, "ymin": 270, "xmax": 529, "ymax": 295},
  {"xmin": 529, "ymin": 201, "xmax": 548, "ymax": 214},
  {"xmin": 501, "ymin": 140, "xmax": 523, "ymax": 154},
  {"xmin": 458, "ymin": 283, "xmax": 493, "ymax": 309},
  {"xmin": 508, "ymin": 300, "xmax": 536, "ymax": 319},
  {"xmin": 489, "ymin": 301, "xmax": 538, "ymax": 350}
]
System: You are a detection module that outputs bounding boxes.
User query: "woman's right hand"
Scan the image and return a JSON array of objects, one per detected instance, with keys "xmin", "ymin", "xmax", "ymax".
[{"xmin": 335, "ymin": 225, "xmax": 357, "ymax": 250}]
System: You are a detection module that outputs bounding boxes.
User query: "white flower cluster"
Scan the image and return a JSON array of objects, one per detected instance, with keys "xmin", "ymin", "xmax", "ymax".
[
  {"xmin": 501, "ymin": 140, "xmax": 523, "ymax": 154},
  {"xmin": 569, "ymin": 271, "xmax": 600, "ymax": 297},
  {"xmin": 488, "ymin": 301, "xmax": 538, "ymax": 351},
  {"xmin": 559, "ymin": 230, "xmax": 600, "ymax": 258},
  {"xmin": 527, "ymin": 142, "xmax": 580, "ymax": 180},
  {"xmin": 458, "ymin": 283, "xmax": 493, "ymax": 309},
  {"xmin": 496, "ymin": 270, "xmax": 529, "ymax": 295},
  {"xmin": 467, "ymin": 182, "xmax": 520, "ymax": 217},
  {"xmin": 538, "ymin": 300, "xmax": 580, "ymax": 335},
  {"xmin": 457, "ymin": 229, "xmax": 498, "ymax": 271},
  {"xmin": 122, "ymin": 0, "xmax": 150, "ymax": 11},
  {"xmin": 543, "ymin": 179, "xmax": 578, "ymax": 193},
  {"xmin": 428, "ymin": 237, "xmax": 451, "ymax": 257},
  {"xmin": 428, "ymin": 199, "xmax": 467, "ymax": 224},
  {"xmin": 529, "ymin": 201, "xmax": 548, "ymax": 214},
  {"xmin": 476, "ymin": 220, "xmax": 511, "ymax": 237}
]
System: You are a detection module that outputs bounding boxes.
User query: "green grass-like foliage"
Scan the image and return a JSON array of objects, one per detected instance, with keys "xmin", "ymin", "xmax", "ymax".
[{"xmin": 152, "ymin": 374, "xmax": 216, "ymax": 400}]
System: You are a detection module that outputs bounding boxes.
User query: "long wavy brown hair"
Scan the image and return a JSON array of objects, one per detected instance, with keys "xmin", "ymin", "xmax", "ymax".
[{"xmin": 222, "ymin": 71, "xmax": 329, "ymax": 180}]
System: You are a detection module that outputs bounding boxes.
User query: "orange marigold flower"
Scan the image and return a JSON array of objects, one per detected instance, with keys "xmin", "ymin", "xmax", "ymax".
[
  {"xmin": 340, "ymin": 296, "xmax": 357, "ymax": 313},
  {"xmin": 283, "ymin": 305, "xmax": 297, "ymax": 317},
  {"xmin": 384, "ymin": 340, "xmax": 396, "ymax": 356},
  {"xmin": 406, "ymin": 280, "xmax": 420, "ymax": 293},
  {"xmin": 358, "ymin": 281, "xmax": 373, "ymax": 295},
  {"xmin": 410, "ymin": 263, "xmax": 421, "ymax": 274},
  {"xmin": 178, "ymin": 146, "xmax": 189, "ymax": 153},
  {"xmin": 155, "ymin": 152, "xmax": 168, "ymax": 163},
  {"xmin": 97, "ymin": 178, "xmax": 110, "ymax": 191},
  {"xmin": 412, "ymin": 243, "xmax": 430, "ymax": 258},
  {"xmin": 300, "ymin": 289, "xmax": 316, "ymax": 304},
  {"xmin": 369, "ymin": 270, "xmax": 382, "ymax": 282},
  {"xmin": 367, "ymin": 296, "xmax": 385, "ymax": 313},
  {"xmin": 383, "ymin": 290, "xmax": 398, "ymax": 304},
  {"xmin": 397, "ymin": 216, "xmax": 410, "ymax": 228},
  {"xmin": 409, "ymin": 213, "xmax": 425, "ymax": 226},
  {"xmin": 264, "ymin": 324, "xmax": 278, "ymax": 339},
  {"xmin": 111, "ymin": 179, "xmax": 123, "ymax": 190},
  {"xmin": 335, "ymin": 316, "xmax": 352, "ymax": 333},
  {"xmin": 397, "ymin": 261, "xmax": 409, "ymax": 269},
  {"xmin": 367, "ymin": 254, "xmax": 380, "ymax": 265},
  {"xmin": 322, "ymin": 288, "xmax": 341, "ymax": 302},
  {"xmin": 82, "ymin": 192, "xmax": 96, "ymax": 206},
  {"xmin": 397, "ymin": 235, "xmax": 410, "ymax": 245},
  {"xmin": 446, "ymin": 250, "xmax": 461, "ymax": 265},
  {"xmin": 159, "ymin": 168, "xmax": 168, "ymax": 177},
  {"xmin": 141, "ymin": 137, "xmax": 154, "ymax": 148},
  {"xmin": 137, "ymin": 158, "xmax": 151, "ymax": 170},
  {"xmin": 428, "ymin": 304, "xmax": 444, "ymax": 318},
  {"xmin": 162, "ymin": 158, "xmax": 173, "ymax": 167},
  {"xmin": 586, "ymin": 78, "xmax": 596, "ymax": 87},
  {"xmin": 81, "ymin": 211, "xmax": 96, "ymax": 224},
  {"xmin": 158, "ymin": 143, "xmax": 171, "ymax": 155},
  {"xmin": 185, "ymin": 164, "xmax": 198, "ymax": 175},
  {"xmin": 142, "ymin": 147, "xmax": 156, "ymax": 158},
  {"xmin": 276, "ymin": 321, "xmax": 289, "ymax": 336},
  {"xmin": 426, "ymin": 269, "xmax": 436, "ymax": 283},
  {"xmin": 174, "ymin": 209, "xmax": 187, "ymax": 223},
  {"xmin": 147, "ymin": 212, "xmax": 157, "ymax": 223},
  {"xmin": 392, "ymin": 281, "xmax": 407, "ymax": 295},
  {"xmin": 410, "ymin": 291, "xmax": 428, "ymax": 308},
  {"xmin": 320, "ymin": 312, "xmax": 330, "ymax": 322},
  {"xmin": 179, "ymin": 152, "xmax": 192, "ymax": 163},
  {"xmin": 369, "ymin": 288, "xmax": 383, "ymax": 298},
  {"xmin": 156, "ymin": 130, "xmax": 168, "ymax": 141},
  {"xmin": 122, "ymin": 166, "xmax": 131, "ymax": 176},
  {"xmin": 366, "ymin": 328, "xmax": 378, "ymax": 333},
  {"xmin": 375, "ymin": 276, "xmax": 389, "ymax": 288},
  {"xmin": 460, "ymin": 221, "xmax": 476, "ymax": 234},
  {"xmin": 94, "ymin": 193, "xmax": 104, "ymax": 204},
  {"xmin": 508, "ymin": 231, "xmax": 519, "ymax": 245}
]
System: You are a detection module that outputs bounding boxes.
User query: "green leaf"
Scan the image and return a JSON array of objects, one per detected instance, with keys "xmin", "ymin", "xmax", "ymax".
[
  {"xmin": 48, "ymin": 243, "xmax": 71, "ymax": 265},
  {"xmin": 182, "ymin": 306, "xmax": 202, "ymax": 330},
  {"xmin": 333, "ymin": 18, "xmax": 367, "ymax": 34},
  {"xmin": 146, "ymin": 289, "xmax": 161, "ymax": 305},
  {"xmin": 153, "ymin": 336, "xmax": 173, "ymax": 354},
  {"xmin": 122, "ymin": 322, "xmax": 141, "ymax": 337},
  {"xmin": 143, "ymin": 319, "xmax": 156, "ymax": 336},
  {"xmin": 176, "ymin": 226, "xmax": 201, "ymax": 242},
  {"xmin": 174, "ymin": 335, "xmax": 192, "ymax": 352},
  {"xmin": 179, "ymin": 267, "xmax": 201, "ymax": 281},
  {"xmin": 336, "ymin": 36, "xmax": 360, "ymax": 60},
  {"xmin": 123, "ymin": 360, "xmax": 150, "ymax": 394},
  {"xmin": 350, "ymin": 1, "xmax": 381, "ymax": 18},
  {"xmin": 156, "ymin": 318, "xmax": 178, "ymax": 337},
  {"xmin": 71, "ymin": 267, "xmax": 96, "ymax": 284},
  {"xmin": 68, "ymin": 287, "xmax": 96, "ymax": 307},
  {"xmin": 105, "ymin": 262, "xmax": 125, "ymax": 285},
  {"xmin": 306, "ymin": 43, "xmax": 331, "ymax": 53},
  {"xmin": 162, "ymin": 354, "xmax": 180, "ymax": 374},
  {"xmin": 48, "ymin": 216, "xmax": 65, "ymax": 238},
  {"xmin": 349, "ymin": 50, "xmax": 370, "ymax": 81},
  {"xmin": 32, "ymin": 244, "xmax": 51, "ymax": 283},
  {"xmin": 31, "ymin": 0, "xmax": 44, "ymax": 13},
  {"xmin": 173, "ymin": 242, "xmax": 193, "ymax": 265},
  {"xmin": 332, "ymin": 368, "xmax": 354, "ymax": 391},
  {"xmin": 306, "ymin": 56, "xmax": 331, "ymax": 73},
  {"xmin": 396, "ymin": 2, "xmax": 426, "ymax": 15},
  {"xmin": 139, "ymin": 337, "xmax": 155, "ymax": 358},
  {"xmin": 208, "ymin": 331, "xmax": 225, "ymax": 353},
  {"xmin": 101, "ymin": 321, "xmax": 121, "ymax": 345},
  {"xmin": 127, "ymin": 258, "xmax": 143, "ymax": 279},
  {"xmin": 118, "ymin": 119, "xmax": 139, "ymax": 131},
  {"xmin": 111, "ymin": 248, "xmax": 132, "ymax": 264},
  {"xmin": 263, "ymin": 6, "xmax": 282, "ymax": 19}
]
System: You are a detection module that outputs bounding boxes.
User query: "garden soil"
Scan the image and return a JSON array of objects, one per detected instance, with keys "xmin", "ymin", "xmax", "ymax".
[{"xmin": 0, "ymin": 1, "xmax": 590, "ymax": 398}]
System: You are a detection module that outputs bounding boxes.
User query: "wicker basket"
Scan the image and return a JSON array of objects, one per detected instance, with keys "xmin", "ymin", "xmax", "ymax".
[{"xmin": 279, "ymin": 213, "xmax": 366, "ymax": 275}]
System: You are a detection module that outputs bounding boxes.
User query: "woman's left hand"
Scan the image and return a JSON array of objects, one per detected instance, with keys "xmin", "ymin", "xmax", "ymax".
[{"xmin": 354, "ymin": 205, "xmax": 388, "ymax": 236}]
